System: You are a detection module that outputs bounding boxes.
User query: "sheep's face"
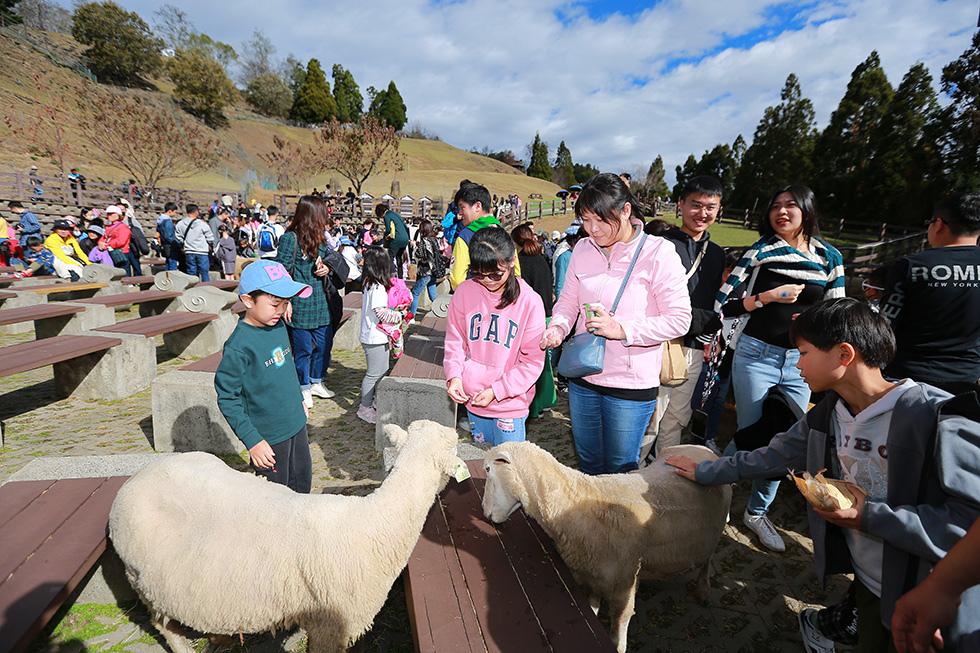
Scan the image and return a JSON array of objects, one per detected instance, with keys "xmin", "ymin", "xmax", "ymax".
[{"xmin": 482, "ymin": 449, "xmax": 521, "ymax": 523}]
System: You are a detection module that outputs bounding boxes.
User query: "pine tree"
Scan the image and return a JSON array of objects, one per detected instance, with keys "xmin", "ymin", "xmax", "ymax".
[
  {"xmin": 332, "ymin": 64, "xmax": 363, "ymax": 124},
  {"xmin": 368, "ymin": 81, "xmax": 407, "ymax": 131},
  {"xmin": 645, "ymin": 156, "xmax": 668, "ymax": 198},
  {"xmin": 861, "ymin": 63, "xmax": 943, "ymax": 224},
  {"xmin": 553, "ymin": 141, "xmax": 575, "ymax": 187},
  {"xmin": 672, "ymin": 155, "xmax": 697, "ymax": 200},
  {"xmin": 290, "ymin": 58, "xmax": 337, "ymax": 124},
  {"xmin": 939, "ymin": 30, "xmax": 980, "ymax": 192},
  {"xmin": 732, "ymin": 74, "xmax": 817, "ymax": 209},
  {"xmin": 72, "ymin": 1, "xmax": 163, "ymax": 85},
  {"xmin": 526, "ymin": 133, "xmax": 551, "ymax": 181},
  {"xmin": 813, "ymin": 51, "xmax": 894, "ymax": 218}
]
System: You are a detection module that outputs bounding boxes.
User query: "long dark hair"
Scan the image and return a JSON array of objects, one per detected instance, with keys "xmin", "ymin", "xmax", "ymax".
[
  {"xmin": 361, "ymin": 246, "xmax": 391, "ymax": 291},
  {"xmin": 574, "ymin": 172, "xmax": 644, "ymax": 226},
  {"xmin": 469, "ymin": 226, "xmax": 519, "ymax": 309},
  {"xmin": 759, "ymin": 184, "xmax": 821, "ymax": 240},
  {"xmin": 511, "ymin": 223, "xmax": 543, "ymax": 256},
  {"xmin": 285, "ymin": 195, "xmax": 328, "ymax": 258},
  {"xmin": 418, "ymin": 219, "xmax": 433, "ymax": 239}
]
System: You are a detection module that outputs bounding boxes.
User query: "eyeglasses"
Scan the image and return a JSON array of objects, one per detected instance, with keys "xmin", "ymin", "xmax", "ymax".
[
  {"xmin": 861, "ymin": 280, "xmax": 884, "ymax": 292},
  {"xmin": 687, "ymin": 201, "xmax": 720, "ymax": 215},
  {"xmin": 925, "ymin": 216, "xmax": 942, "ymax": 227},
  {"xmin": 470, "ymin": 270, "xmax": 505, "ymax": 281}
]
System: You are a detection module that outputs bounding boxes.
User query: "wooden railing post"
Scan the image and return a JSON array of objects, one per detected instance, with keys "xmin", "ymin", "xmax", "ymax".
[{"xmin": 836, "ymin": 218, "xmax": 845, "ymax": 240}]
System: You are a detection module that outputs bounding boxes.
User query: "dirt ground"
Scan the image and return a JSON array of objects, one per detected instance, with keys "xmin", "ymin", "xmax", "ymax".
[{"xmin": 1, "ymin": 312, "xmax": 852, "ymax": 653}]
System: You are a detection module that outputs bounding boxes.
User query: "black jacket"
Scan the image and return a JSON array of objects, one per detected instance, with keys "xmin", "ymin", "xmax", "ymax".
[{"xmin": 661, "ymin": 227, "xmax": 725, "ymax": 347}]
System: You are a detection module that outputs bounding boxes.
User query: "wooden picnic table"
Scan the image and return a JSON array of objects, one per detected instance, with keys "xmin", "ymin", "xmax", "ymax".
[
  {"xmin": 0, "ymin": 477, "xmax": 129, "ymax": 653},
  {"xmin": 405, "ymin": 460, "xmax": 616, "ymax": 652}
]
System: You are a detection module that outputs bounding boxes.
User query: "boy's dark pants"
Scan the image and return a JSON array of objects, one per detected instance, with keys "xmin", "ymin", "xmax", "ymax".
[{"xmin": 250, "ymin": 425, "xmax": 312, "ymax": 494}]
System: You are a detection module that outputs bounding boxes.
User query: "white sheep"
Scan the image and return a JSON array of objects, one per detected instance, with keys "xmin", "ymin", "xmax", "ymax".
[
  {"xmin": 482, "ymin": 442, "xmax": 731, "ymax": 653},
  {"xmin": 109, "ymin": 420, "xmax": 464, "ymax": 653}
]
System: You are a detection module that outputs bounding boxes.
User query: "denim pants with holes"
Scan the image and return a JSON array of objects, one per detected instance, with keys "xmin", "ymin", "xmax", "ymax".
[{"xmin": 729, "ymin": 333, "xmax": 810, "ymax": 516}]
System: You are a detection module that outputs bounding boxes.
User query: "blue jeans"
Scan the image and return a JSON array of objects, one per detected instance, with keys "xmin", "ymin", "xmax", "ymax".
[
  {"xmin": 690, "ymin": 359, "xmax": 732, "ymax": 447},
  {"xmin": 125, "ymin": 249, "xmax": 142, "ymax": 277},
  {"xmin": 409, "ymin": 274, "xmax": 437, "ymax": 314},
  {"xmin": 165, "ymin": 256, "xmax": 180, "ymax": 271},
  {"xmin": 730, "ymin": 333, "xmax": 810, "ymax": 516},
  {"xmin": 185, "ymin": 253, "xmax": 210, "ymax": 281},
  {"xmin": 468, "ymin": 413, "xmax": 527, "ymax": 446},
  {"xmin": 568, "ymin": 382, "xmax": 656, "ymax": 475},
  {"xmin": 287, "ymin": 323, "xmax": 334, "ymax": 390}
]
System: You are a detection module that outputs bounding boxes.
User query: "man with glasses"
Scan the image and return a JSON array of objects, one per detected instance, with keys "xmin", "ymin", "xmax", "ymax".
[
  {"xmin": 645, "ymin": 176, "xmax": 727, "ymax": 460},
  {"xmin": 448, "ymin": 183, "xmax": 514, "ymax": 290},
  {"xmin": 881, "ymin": 192, "xmax": 980, "ymax": 395}
]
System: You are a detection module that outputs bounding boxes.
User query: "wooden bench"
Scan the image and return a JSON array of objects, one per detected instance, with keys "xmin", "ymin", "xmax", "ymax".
[
  {"xmin": 0, "ymin": 302, "xmax": 115, "ymax": 339},
  {"xmin": 93, "ymin": 311, "xmax": 217, "ymax": 337},
  {"xmin": 121, "ymin": 275, "xmax": 156, "ymax": 287},
  {"xmin": 0, "ymin": 334, "xmax": 122, "ymax": 378},
  {"xmin": 375, "ymin": 315, "xmax": 455, "ymax": 449},
  {"xmin": 405, "ymin": 460, "xmax": 616, "ymax": 653},
  {"xmin": 76, "ymin": 289, "xmax": 181, "ymax": 317},
  {"xmin": 199, "ymin": 279, "xmax": 238, "ymax": 290},
  {"xmin": 0, "ymin": 290, "xmax": 16, "ymax": 300},
  {"xmin": 0, "ymin": 275, "xmax": 59, "ymax": 287},
  {"xmin": 0, "ymin": 476, "xmax": 129, "ymax": 653},
  {"xmin": 12, "ymin": 282, "xmax": 106, "ymax": 300}
]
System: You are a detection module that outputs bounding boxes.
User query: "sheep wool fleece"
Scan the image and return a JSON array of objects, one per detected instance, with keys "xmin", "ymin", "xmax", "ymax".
[
  {"xmin": 215, "ymin": 318, "xmax": 307, "ymax": 450},
  {"xmin": 444, "ymin": 277, "xmax": 546, "ymax": 419}
]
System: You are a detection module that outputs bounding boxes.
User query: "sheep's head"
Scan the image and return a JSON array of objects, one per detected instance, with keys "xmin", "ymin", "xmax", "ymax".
[
  {"xmin": 394, "ymin": 420, "xmax": 464, "ymax": 478},
  {"xmin": 482, "ymin": 444, "xmax": 523, "ymax": 523}
]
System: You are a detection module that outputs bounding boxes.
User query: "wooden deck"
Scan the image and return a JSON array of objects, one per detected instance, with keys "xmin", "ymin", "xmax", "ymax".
[
  {"xmin": 0, "ymin": 476, "xmax": 129, "ymax": 653},
  {"xmin": 405, "ymin": 460, "xmax": 616, "ymax": 653}
]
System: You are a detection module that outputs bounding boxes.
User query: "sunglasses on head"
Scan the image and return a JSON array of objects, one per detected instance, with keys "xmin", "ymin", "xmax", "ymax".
[
  {"xmin": 862, "ymin": 280, "xmax": 883, "ymax": 292},
  {"xmin": 470, "ymin": 270, "xmax": 505, "ymax": 281}
]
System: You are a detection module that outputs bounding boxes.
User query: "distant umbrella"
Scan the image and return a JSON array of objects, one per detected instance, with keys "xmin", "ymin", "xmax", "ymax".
[
  {"xmin": 569, "ymin": 185, "xmax": 582, "ymax": 191},
  {"xmin": 556, "ymin": 190, "xmax": 569, "ymax": 198}
]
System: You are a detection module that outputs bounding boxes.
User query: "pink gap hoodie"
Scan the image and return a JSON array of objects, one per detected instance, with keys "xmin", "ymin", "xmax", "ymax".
[{"xmin": 444, "ymin": 277, "xmax": 546, "ymax": 419}]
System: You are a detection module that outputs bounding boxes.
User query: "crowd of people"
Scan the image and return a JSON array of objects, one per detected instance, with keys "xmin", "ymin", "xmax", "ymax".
[{"xmin": 4, "ymin": 172, "xmax": 979, "ymax": 653}]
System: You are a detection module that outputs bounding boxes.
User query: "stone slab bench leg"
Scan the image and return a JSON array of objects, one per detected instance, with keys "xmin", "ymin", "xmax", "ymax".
[
  {"xmin": 417, "ymin": 278, "xmax": 451, "ymax": 311},
  {"xmin": 332, "ymin": 307, "xmax": 361, "ymax": 351},
  {"xmin": 0, "ymin": 292, "xmax": 45, "ymax": 335},
  {"xmin": 374, "ymin": 376, "xmax": 457, "ymax": 450},
  {"xmin": 162, "ymin": 312, "xmax": 237, "ymax": 359},
  {"xmin": 35, "ymin": 302, "xmax": 116, "ymax": 339},
  {"xmin": 137, "ymin": 297, "xmax": 180, "ymax": 318},
  {"xmin": 151, "ymin": 369, "xmax": 243, "ymax": 453},
  {"xmin": 53, "ymin": 331, "xmax": 156, "ymax": 401}
]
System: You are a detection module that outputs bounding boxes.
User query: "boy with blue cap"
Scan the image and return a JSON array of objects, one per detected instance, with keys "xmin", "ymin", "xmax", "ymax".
[{"xmin": 215, "ymin": 260, "xmax": 314, "ymax": 492}]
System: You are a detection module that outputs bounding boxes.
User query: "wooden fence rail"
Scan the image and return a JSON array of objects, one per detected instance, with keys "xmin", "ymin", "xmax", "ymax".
[{"xmin": 0, "ymin": 172, "xmax": 238, "ymax": 214}]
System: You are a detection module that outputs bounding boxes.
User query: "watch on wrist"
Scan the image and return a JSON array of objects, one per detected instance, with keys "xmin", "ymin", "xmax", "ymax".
[{"xmin": 753, "ymin": 294, "xmax": 764, "ymax": 309}]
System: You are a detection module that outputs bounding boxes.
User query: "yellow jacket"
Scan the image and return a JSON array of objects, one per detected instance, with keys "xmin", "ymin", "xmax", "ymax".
[
  {"xmin": 0, "ymin": 218, "xmax": 10, "ymax": 240},
  {"xmin": 448, "ymin": 224, "xmax": 521, "ymax": 290},
  {"xmin": 44, "ymin": 232, "xmax": 89, "ymax": 266}
]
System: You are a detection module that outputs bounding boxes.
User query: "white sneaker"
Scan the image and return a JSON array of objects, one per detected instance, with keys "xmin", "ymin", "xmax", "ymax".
[
  {"xmin": 742, "ymin": 510, "xmax": 786, "ymax": 552},
  {"xmin": 310, "ymin": 383, "xmax": 335, "ymax": 399},
  {"xmin": 798, "ymin": 608, "xmax": 835, "ymax": 653},
  {"xmin": 302, "ymin": 389, "xmax": 313, "ymax": 410},
  {"xmin": 457, "ymin": 416, "xmax": 471, "ymax": 432},
  {"xmin": 356, "ymin": 404, "xmax": 377, "ymax": 424}
]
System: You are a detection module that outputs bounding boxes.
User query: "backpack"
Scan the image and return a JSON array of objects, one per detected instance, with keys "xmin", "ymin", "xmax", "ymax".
[
  {"xmin": 127, "ymin": 217, "xmax": 150, "ymax": 256},
  {"xmin": 257, "ymin": 224, "xmax": 278, "ymax": 253}
]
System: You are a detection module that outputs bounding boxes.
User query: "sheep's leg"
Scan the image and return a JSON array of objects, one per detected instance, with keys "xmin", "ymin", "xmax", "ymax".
[
  {"xmin": 694, "ymin": 558, "xmax": 712, "ymax": 606},
  {"xmin": 150, "ymin": 615, "xmax": 196, "ymax": 653},
  {"xmin": 607, "ymin": 580, "xmax": 637, "ymax": 653}
]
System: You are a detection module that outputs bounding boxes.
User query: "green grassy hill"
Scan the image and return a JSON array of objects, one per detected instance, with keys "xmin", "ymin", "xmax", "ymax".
[{"xmin": 0, "ymin": 25, "xmax": 563, "ymax": 205}]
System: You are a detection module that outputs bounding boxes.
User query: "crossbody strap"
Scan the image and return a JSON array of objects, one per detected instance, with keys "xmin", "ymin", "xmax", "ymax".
[
  {"xmin": 610, "ymin": 232, "xmax": 648, "ymax": 315},
  {"xmin": 685, "ymin": 242, "xmax": 706, "ymax": 281}
]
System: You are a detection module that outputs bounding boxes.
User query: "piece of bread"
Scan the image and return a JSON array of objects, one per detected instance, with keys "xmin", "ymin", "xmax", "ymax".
[{"xmin": 788, "ymin": 469, "xmax": 858, "ymax": 511}]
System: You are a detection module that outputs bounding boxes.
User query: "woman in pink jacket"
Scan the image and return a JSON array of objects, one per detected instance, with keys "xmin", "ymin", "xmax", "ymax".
[
  {"xmin": 444, "ymin": 226, "xmax": 546, "ymax": 445},
  {"xmin": 540, "ymin": 173, "xmax": 691, "ymax": 474}
]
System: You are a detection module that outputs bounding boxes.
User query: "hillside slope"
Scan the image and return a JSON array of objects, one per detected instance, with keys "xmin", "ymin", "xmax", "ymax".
[{"xmin": 0, "ymin": 26, "xmax": 562, "ymax": 204}]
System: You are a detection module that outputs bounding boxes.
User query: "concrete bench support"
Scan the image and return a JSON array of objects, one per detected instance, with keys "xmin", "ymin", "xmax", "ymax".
[
  {"xmin": 35, "ymin": 302, "xmax": 116, "ymax": 339},
  {"xmin": 0, "ymin": 292, "xmax": 45, "ymax": 335},
  {"xmin": 162, "ymin": 312, "xmax": 237, "ymax": 359},
  {"xmin": 332, "ymin": 307, "xmax": 360, "ymax": 351},
  {"xmin": 151, "ymin": 369, "xmax": 242, "ymax": 454},
  {"xmin": 374, "ymin": 377, "xmax": 456, "ymax": 450},
  {"xmin": 53, "ymin": 331, "xmax": 156, "ymax": 401}
]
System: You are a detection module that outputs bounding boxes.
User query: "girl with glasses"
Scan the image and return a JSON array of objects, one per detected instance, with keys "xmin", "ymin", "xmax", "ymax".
[{"xmin": 444, "ymin": 226, "xmax": 546, "ymax": 445}]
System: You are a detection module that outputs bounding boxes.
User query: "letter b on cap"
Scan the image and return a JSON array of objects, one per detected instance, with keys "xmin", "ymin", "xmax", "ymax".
[{"xmin": 265, "ymin": 263, "xmax": 287, "ymax": 281}]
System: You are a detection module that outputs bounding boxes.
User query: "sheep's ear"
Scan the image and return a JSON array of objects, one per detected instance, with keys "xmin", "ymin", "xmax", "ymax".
[
  {"xmin": 385, "ymin": 424, "xmax": 408, "ymax": 449},
  {"xmin": 491, "ymin": 449, "xmax": 512, "ymax": 466}
]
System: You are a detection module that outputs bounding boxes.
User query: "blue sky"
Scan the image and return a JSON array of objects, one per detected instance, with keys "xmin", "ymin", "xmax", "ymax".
[{"xmin": 59, "ymin": 0, "xmax": 979, "ymax": 184}]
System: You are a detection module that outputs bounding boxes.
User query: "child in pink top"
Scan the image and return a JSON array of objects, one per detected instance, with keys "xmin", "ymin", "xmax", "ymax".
[
  {"xmin": 444, "ymin": 226, "xmax": 546, "ymax": 445},
  {"xmin": 375, "ymin": 277, "xmax": 413, "ymax": 358}
]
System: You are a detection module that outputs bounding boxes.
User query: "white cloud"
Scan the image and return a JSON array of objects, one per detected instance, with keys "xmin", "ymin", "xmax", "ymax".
[{"xmin": 74, "ymin": 0, "xmax": 976, "ymax": 184}]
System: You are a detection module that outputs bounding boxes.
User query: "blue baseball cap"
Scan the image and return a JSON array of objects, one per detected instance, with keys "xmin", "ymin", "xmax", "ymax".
[{"xmin": 239, "ymin": 260, "xmax": 312, "ymax": 299}]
